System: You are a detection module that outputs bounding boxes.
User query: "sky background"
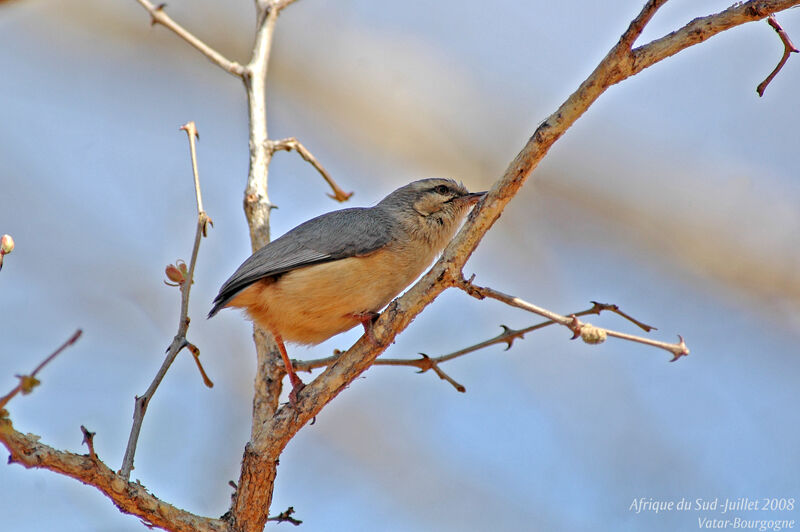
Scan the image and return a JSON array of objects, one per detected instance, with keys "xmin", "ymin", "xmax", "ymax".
[{"xmin": 1, "ymin": 1, "xmax": 799, "ymax": 531}]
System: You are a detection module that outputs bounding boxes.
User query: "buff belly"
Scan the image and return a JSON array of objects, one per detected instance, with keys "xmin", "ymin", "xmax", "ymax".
[{"xmin": 226, "ymin": 246, "xmax": 433, "ymax": 345}]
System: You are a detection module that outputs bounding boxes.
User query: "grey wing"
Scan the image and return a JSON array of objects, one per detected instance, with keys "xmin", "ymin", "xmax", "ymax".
[{"xmin": 208, "ymin": 207, "xmax": 393, "ymax": 317}]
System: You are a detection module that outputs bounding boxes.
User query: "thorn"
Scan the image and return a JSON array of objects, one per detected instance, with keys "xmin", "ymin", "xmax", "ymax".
[
  {"xmin": 498, "ymin": 324, "xmax": 519, "ymax": 350},
  {"xmin": 413, "ymin": 353, "xmax": 436, "ymax": 374},
  {"xmin": 80, "ymin": 425, "xmax": 97, "ymax": 460},
  {"xmin": 568, "ymin": 315, "xmax": 582, "ymax": 339},
  {"xmin": 669, "ymin": 335, "xmax": 690, "ymax": 362}
]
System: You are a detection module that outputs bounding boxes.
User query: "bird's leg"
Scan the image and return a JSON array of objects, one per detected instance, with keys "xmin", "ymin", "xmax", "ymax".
[
  {"xmin": 274, "ymin": 333, "xmax": 305, "ymax": 405},
  {"xmin": 349, "ymin": 311, "xmax": 381, "ymax": 345}
]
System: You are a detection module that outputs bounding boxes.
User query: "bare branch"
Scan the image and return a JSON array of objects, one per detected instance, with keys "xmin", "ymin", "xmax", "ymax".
[
  {"xmin": 293, "ymin": 301, "xmax": 659, "ymax": 391},
  {"xmin": 757, "ymin": 15, "xmax": 799, "ymax": 96},
  {"xmin": 459, "ymin": 278, "xmax": 689, "ymax": 361},
  {"xmin": 134, "ymin": 0, "xmax": 245, "ymax": 77},
  {"xmin": 589, "ymin": 301, "xmax": 656, "ymax": 332},
  {"xmin": 230, "ymin": 4, "xmax": 289, "ymax": 529},
  {"xmin": 269, "ymin": 137, "xmax": 353, "ymax": 202},
  {"xmin": 0, "ymin": 329, "xmax": 82, "ymax": 411},
  {"xmin": 630, "ymin": 1, "xmax": 800, "ymax": 77},
  {"xmin": 0, "ymin": 424, "xmax": 224, "ymax": 532},
  {"xmin": 267, "ymin": 506, "xmax": 303, "ymax": 526},
  {"xmin": 618, "ymin": 0, "xmax": 669, "ymax": 50},
  {"xmin": 120, "ymin": 122, "xmax": 214, "ymax": 480}
]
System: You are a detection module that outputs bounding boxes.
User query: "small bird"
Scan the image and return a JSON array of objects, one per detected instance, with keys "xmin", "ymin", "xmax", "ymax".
[{"xmin": 209, "ymin": 178, "xmax": 485, "ymax": 403}]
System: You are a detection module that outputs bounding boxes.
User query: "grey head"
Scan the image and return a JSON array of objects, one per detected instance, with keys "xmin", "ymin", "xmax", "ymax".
[
  {"xmin": 208, "ymin": 178, "xmax": 484, "ymax": 317},
  {"xmin": 375, "ymin": 178, "xmax": 485, "ymax": 246}
]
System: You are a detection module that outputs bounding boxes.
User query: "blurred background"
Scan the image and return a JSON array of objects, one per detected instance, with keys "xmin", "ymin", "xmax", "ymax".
[{"xmin": 1, "ymin": 1, "xmax": 799, "ymax": 530}]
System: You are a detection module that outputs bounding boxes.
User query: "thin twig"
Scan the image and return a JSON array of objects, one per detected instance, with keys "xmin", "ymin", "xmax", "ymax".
[
  {"xmin": 293, "ymin": 302, "xmax": 656, "ymax": 391},
  {"xmin": 119, "ymin": 123, "xmax": 213, "ymax": 479},
  {"xmin": 757, "ymin": 15, "xmax": 799, "ymax": 96},
  {"xmin": 135, "ymin": 0, "xmax": 245, "ymax": 77},
  {"xmin": 266, "ymin": 506, "xmax": 302, "ymax": 526},
  {"xmin": 273, "ymin": 0, "xmax": 301, "ymax": 12},
  {"xmin": 269, "ymin": 137, "xmax": 353, "ymax": 201},
  {"xmin": 0, "ymin": 329, "xmax": 82, "ymax": 411},
  {"xmin": 459, "ymin": 277, "xmax": 689, "ymax": 361}
]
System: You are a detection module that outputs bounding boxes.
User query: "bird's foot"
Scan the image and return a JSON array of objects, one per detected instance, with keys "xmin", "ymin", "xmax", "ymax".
[
  {"xmin": 287, "ymin": 372, "xmax": 305, "ymax": 406},
  {"xmin": 350, "ymin": 311, "xmax": 381, "ymax": 345}
]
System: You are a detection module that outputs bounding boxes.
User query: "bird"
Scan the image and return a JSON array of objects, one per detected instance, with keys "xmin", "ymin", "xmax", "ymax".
[{"xmin": 208, "ymin": 178, "xmax": 486, "ymax": 403}]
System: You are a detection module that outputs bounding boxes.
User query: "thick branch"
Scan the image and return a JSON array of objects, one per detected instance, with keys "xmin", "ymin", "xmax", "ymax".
[
  {"xmin": 230, "ymin": 3, "xmax": 287, "ymax": 531},
  {"xmin": 135, "ymin": 0, "xmax": 245, "ymax": 76},
  {"xmin": 0, "ymin": 422, "xmax": 224, "ymax": 532}
]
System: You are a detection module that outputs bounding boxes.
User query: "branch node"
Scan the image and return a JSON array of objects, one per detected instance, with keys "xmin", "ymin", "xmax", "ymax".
[
  {"xmin": 669, "ymin": 335, "xmax": 690, "ymax": 362},
  {"xmin": 499, "ymin": 324, "xmax": 523, "ymax": 350},
  {"xmin": 80, "ymin": 425, "xmax": 97, "ymax": 460},
  {"xmin": 589, "ymin": 300, "xmax": 656, "ymax": 332},
  {"xmin": 267, "ymin": 506, "xmax": 303, "ymax": 526},
  {"xmin": 415, "ymin": 354, "xmax": 466, "ymax": 392},
  {"xmin": 458, "ymin": 273, "xmax": 485, "ymax": 300},
  {"xmin": 568, "ymin": 315, "xmax": 583, "ymax": 340}
]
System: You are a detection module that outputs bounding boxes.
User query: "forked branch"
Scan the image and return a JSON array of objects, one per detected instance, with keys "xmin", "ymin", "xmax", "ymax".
[
  {"xmin": 135, "ymin": 0, "xmax": 245, "ymax": 76},
  {"xmin": 459, "ymin": 277, "xmax": 689, "ymax": 361},
  {"xmin": 293, "ymin": 300, "xmax": 662, "ymax": 392},
  {"xmin": 757, "ymin": 15, "xmax": 799, "ymax": 95},
  {"xmin": 119, "ymin": 121, "xmax": 214, "ymax": 479}
]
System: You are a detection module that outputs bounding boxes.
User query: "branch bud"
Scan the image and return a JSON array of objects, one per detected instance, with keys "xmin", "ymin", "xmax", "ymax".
[
  {"xmin": 164, "ymin": 260, "xmax": 189, "ymax": 286},
  {"xmin": 580, "ymin": 324, "xmax": 607, "ymax": 345},
  {"xmin": 0, "ymin": 234, "xmax": 14, "ymax": 255}
]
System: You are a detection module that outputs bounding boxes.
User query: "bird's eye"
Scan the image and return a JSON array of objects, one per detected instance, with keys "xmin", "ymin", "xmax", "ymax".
[{"xmin": 434, "ymin": 185, "xmax": 450, "ymax": 195}]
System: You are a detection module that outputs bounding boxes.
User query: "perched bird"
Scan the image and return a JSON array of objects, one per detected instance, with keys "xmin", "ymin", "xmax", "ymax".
[{"xmin": 209, "ymin": 178, "xmax": 485, "ymax": 403}]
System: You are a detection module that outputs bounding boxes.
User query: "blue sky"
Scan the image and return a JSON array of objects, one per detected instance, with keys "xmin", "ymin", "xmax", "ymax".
[{"xmin": 1, "ymin": 1, "xmax": 799, "ymax": 531}]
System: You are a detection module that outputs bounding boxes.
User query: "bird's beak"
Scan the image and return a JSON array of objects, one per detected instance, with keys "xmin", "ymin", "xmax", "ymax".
[{"xmin": 459, "ymin": 191, "xmax": 487, "ymax": 206}]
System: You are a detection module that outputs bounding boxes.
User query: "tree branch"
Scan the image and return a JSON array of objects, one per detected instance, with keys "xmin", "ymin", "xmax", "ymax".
[
  {"xmin": 230, "ymin": 3, "xmax": 292, "ymax": 531},
  {"xmin": 269, "ymin": 137, "xmax": 353, "ymax": 201},
  {"xmin": 0, "ymin": 330, "xmax": 221, "ymax": 531},
  {"xmin": 292, "ymin": 301, "xmax": 659, "ymax": 392},
  {"xmin": 0, "ymin": 423, "xmax": 224, "ymax": 532},
  {"xmin": 241, "ymin": 0, "xmax": 798, "ymax": 500},
  {"xmin": 757, "ymin": 15, "xmax": 799, "ymax": 96},
  {"xmin": 119, "ymin": 121, "xmax": 213, "ymax": 480},
  {"xmin": 458, "ymin": 278, "xmax": 689, "ymax": 361},
  {"xmin": 0, "ymin": 329, "xmax": 82, "ymax": 412},
  {"xmin": 135, "ymin": 0, "xmax": 245, "ymax": 77}
]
